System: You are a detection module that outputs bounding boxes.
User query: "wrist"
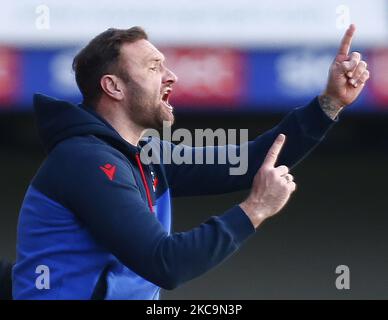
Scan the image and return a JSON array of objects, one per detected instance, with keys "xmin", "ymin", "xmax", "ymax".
[
  {"xmin": 239, "ymin": 200, "xmax": 268, "ymax": 229},
  {"xmin": 318, "ymin": 94, "xmax": 344, "ymax": 120}
]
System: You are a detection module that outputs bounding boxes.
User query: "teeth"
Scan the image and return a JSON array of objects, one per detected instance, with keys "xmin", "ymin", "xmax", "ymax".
[{"xmin": 161, "ymin": 88, "xmax": 173, "ymax": 112}]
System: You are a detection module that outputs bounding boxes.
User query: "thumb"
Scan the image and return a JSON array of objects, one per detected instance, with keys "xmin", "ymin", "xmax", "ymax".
[{"xmin": 341, "ymin": 60, "xmax": 357, "ymax": 73}]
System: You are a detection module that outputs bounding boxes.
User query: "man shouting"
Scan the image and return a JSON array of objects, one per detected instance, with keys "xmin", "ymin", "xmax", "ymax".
[{"xmin": 11, "ymin": 24, "xmax": 369, "ymax": 299}]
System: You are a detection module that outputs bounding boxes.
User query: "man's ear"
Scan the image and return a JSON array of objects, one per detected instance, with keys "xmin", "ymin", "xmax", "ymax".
[{"xmin": 100, "ymin": 75, "xmax": 125, "ymax": 101}]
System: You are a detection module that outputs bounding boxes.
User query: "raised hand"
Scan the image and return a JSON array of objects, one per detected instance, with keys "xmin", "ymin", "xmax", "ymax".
[
  {"xmin": 320, "ymin": 24, "xmax": 370, "ymax": 119},
  {"xmin": 240, "ymin": 134, "xmax": 296, "ymax": 229}
]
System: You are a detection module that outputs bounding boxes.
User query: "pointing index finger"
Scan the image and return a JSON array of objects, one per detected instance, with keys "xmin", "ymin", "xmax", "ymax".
[
  {"xmin": 337, "ymin": 24, "xmax": 356, "ymax": 56},
  {"xmin": 263, "ymin": 134, "xmax": 286, "ymax": 168}
]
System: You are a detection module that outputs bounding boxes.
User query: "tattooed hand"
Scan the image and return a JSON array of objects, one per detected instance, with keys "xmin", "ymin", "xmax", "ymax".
[{"xmin": 320, "ymin": 24, "xmax": 370, "ymax": 120}]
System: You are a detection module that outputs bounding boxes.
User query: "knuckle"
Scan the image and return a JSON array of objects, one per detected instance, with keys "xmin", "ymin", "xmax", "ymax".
[
  {"xmin": 341, "ymin": 61, "xmax": 349, "ymax": 68},
  {"xmin": 352, "ymin": 51, "xmax": 362, "ymax": 60},
  {"xmin": 358, "ymin": 72, "xmax": 370, "ymax": 84},
  {"xmin": 360, "ymin": 60, "xmax": 367, "ymax": 68},
  {"xmin": 350, "ymin": 61, "xmax": 357, "ymax": 70},
  {"xmin": 277, "ymin": 165, "xmax": 289, "ymax": 173},
  {"xmin": 355, "ymin": 62, "xmax": 367, "ymax": 74}
]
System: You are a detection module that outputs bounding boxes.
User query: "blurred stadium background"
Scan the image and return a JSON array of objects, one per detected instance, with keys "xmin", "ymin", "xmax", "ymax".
[{"xmin": 1, "ymin": 0, "xmax": 388, "ymax": 299}]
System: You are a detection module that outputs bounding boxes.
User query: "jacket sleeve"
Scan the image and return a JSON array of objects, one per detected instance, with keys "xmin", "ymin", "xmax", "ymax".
[
  {"xmin": 162, "ymin": 97, "xmax": 336, "ymax": 197},
  {"xmin": 62, "ymin": 147, "xmax": 255, "ymax": 290}
]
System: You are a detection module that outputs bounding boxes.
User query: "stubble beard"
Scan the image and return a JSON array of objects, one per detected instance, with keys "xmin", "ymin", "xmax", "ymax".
[{"xmin": 125, "ymin": 78, "xmax": 174, "ymax": 131}]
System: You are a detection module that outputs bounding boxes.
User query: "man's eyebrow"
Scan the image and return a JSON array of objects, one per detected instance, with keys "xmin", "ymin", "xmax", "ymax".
[{"xmin": 148, "ymin": 55, "xmax": 166, "ymax": 63}]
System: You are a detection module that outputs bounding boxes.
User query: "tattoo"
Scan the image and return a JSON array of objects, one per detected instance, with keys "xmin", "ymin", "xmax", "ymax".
[{"xmin": 318, "ymin": 95, "xmax": 344, "ymax": 120}]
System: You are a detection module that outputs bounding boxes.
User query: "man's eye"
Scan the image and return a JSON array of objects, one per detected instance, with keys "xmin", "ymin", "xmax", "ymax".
[{"xmin": 150, "ymin": 67, "xmax": 157, "ymax": 71}]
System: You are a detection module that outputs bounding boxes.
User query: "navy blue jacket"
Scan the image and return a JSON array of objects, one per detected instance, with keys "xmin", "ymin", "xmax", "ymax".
[{"xmin": 13, "ymin": 94, "xmax": 335, "ymax": 299}]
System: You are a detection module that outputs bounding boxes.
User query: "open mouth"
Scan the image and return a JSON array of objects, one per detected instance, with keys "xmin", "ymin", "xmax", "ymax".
[{"xmin": 161, "ymin": 89, "xmax": 173, "ymax": 112}]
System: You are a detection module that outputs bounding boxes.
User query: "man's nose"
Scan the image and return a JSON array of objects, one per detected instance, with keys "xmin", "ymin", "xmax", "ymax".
[{"xmin": 164, "ymin": 68, "xmax": 178, "ymax": 84}]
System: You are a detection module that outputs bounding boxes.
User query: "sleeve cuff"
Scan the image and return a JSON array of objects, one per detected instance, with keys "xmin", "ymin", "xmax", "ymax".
[
  {"xmin": 294, "ymin": 96, "xmax": 337, "ymax": 140},
  {"xmin": 219, "ymin": 205, "xmax": 256, "ymax": 246}
]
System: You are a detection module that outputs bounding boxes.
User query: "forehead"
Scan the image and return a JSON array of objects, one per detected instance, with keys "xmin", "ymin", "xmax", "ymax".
[{"xmin": 120, "ymin": 39, "xmax": 165, "ymax": 65}]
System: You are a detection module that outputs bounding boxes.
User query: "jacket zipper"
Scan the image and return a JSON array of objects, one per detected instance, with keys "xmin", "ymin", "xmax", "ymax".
[{"xmin": 135, "ymin": 153, "xmax": 154, "ymax": 213}]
